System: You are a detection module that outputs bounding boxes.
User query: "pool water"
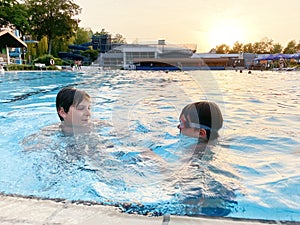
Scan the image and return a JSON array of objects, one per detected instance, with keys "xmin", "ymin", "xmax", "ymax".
[{"xmin": 0, "ymin": 69, "xmax": 299, "ymax": 221}]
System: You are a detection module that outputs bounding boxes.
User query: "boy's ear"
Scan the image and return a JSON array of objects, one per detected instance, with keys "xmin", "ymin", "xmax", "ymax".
[
  {"xmin": 58, "ymin": 107, "xmax": 67, "ymax": 119},
  {"xmin": 199, "ymin": 128, "xmax": 207, "ymax": 139}
]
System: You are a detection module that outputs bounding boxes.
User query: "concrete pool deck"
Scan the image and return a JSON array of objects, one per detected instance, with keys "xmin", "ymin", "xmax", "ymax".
[{"xmin": 1, "ymin": 195, "xmax": 299, "ymax": 225}]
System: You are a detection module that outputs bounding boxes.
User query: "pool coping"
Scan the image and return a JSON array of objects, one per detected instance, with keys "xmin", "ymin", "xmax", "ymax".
[{"xmin": 0, "ymin": 194, "xmax": 299, "ymax": 225}]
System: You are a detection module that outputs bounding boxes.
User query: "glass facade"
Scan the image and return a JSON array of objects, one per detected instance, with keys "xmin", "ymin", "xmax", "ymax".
[{"xmin": 125, "ymin": 52, "xmax": 156, "ymax": 64}]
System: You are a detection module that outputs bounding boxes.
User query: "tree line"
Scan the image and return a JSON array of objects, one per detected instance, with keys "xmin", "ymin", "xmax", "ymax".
[
  {"xmin": 214, "ymin": 37, "xmax": 300, "ymax": 54},
  {"xmin": 1, "ymin": 0, "xmax": 299, "ymax": 60},
  {"xmin": 0, "ymin": 0, "xmax": 126, "ymax": 62},
  {"xmin": 1, "ymin": 0, "xmax": 81, "ymax": 55}
]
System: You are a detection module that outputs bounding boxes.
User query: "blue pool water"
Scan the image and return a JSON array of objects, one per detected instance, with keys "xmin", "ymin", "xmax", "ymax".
[{"xmin": 0, "ymin": 69, "xmax": 299, "ymax": 221}]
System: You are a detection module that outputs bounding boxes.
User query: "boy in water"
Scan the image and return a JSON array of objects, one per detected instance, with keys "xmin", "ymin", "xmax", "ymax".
[
  {"xmin": 56, "ymin": 87, "xmax": 93, "ymax": 135},
  {"xmin": 178, "ymin": 101, "xmax": 223, "ymax": 142}
]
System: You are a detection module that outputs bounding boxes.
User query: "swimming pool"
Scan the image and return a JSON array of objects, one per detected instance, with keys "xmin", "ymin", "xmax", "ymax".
[{"xmin": 0, "ymin": 69, "xmax": 299, "ymax": 222}]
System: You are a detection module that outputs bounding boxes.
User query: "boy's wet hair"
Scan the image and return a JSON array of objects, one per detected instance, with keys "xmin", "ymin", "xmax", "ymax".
[
  {"xmin": 180, "ymin": 101, "xmax": 223, "ymax": 140},
  {"xmin": 56, "ymin": 87, "xmax": 90, "ymax": 121}
]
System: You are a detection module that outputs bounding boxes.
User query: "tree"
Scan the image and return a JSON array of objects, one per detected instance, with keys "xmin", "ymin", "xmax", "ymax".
[
  {"xmin": 270, "ymin": 43, "xmax": 283, "ymax": 54},
  {"xmin": 283, "ymin": 40, "xmax": 297, "ymax": 54},
  {"xmin": 74, "ymin": 27, "xmax": 92, "ymax": 45},
  {"xmin": 215, "ymin": 44, "xmax": 230, "ymax": 54},
  {"xmin": 51, "ymin": 35, "xmax": 75, "ymax": 57},
  {"xmin": 262, "ymin": 37, "xmax": 273, "ymax": 53},
  {"xmin": 25, "ymin": 0, "xmax": 81, "ymax": 54},
  {"xmin": 251, "ymin": 38, "xmax": 274, "ymax": 54},
  {"xmin": 112, "ymin": 33, "xmax": 126, "ymax": 44},
  {"xmin": 296, "ymin": 41, "xmax": 300, "ymax": 52},
  {"xmin": 81, "ymin": 49, "xmax": 99, "ymax": 62},
  {"xmin": 94, "ymin": 29, "xmax": 109, "ymax": 36},
  {"xmin": 230, "ymin": 41, "xmax": 243, "ymax": 53},
  {"xmin": 243, "ymin": 43, "xmax": 253, "ymax": 53},
  {"xmin": 0, "ymin": 0, "xmax": 30, "ymax": 37},
  {"xmin": 36, "ymin": 36, "xmax": 48, "ymax": 56},
  {"xmin": 252, "ymin": 42, "xmax": 263, "ymax": 54},
  {"xmin": 0, "ymin": 0, "xmax": 19, "ymax": 26}
]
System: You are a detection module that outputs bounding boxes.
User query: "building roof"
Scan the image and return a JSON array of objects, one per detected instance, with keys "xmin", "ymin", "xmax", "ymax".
[
  {"xmin": 0, "ymin": 29, "xmax": 27, "ymax": 48},
  {"xmin": 192, "ymin": 53, "xmax": 240, "ymax": 59},
  {"xmin": 112, "ymin": 44, "xmax": 157, "ymax": 53},
  {"xmin": 102, "ymin": 52, "xmax": 123, "ymax": 59},
  {"xmin": 133, "ymin": 58, "xmax": 229, "ymax": 63},
  {"xmin": 133, "ymin": 58, "xmax": 229, "ymax": 68}
]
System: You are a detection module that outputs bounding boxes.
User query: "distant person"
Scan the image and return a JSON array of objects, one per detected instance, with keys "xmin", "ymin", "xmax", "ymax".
[
  {"xmin": 56, "ymin": 87, "xmax": 93, "ymax": 135},
  {"xmin": 178, "ymin": 101, "xmax": 223, "ymax": 142},
  {"xmin": 0, "ymin": 64, "xmax": 4, "ymax": 73}
]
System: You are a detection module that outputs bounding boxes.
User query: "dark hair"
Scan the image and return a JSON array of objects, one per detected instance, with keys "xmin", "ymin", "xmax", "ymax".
[
  {"xmin": 180, "ymin": 101, "xmax": 223, "ymax": 140},
  {"xmin": 56, "ymin": 87, "xmax": 90, "ymax": 121}
]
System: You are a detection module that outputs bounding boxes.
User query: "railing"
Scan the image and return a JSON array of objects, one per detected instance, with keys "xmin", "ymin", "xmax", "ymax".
[
  {"xmin": 0, "ymin": 54, "xmax": 7, "ymax": 65},
  {"xmin": 0, "ymin": 55, "xmax": 27, "ymax": 65}
]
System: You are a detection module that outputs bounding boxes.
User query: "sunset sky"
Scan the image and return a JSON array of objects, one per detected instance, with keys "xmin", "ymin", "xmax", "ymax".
[{"xmin": 73, "ymin": 0, "xmax": 300, "ymax": 52}]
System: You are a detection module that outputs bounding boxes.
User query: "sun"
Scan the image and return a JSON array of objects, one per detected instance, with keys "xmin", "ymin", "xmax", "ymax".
[{"xmin": 208, "ymin": 21, "xmax": 245, "ymax": 48}]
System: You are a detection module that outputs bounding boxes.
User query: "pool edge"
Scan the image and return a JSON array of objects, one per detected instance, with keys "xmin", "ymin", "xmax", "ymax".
[{"xmin": 0, "ymin": 194, "xmax": 298, "ymax": 225}]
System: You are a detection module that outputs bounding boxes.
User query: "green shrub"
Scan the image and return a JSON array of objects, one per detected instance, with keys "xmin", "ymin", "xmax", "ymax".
[
  {"xmin": 47, "ymin": 65, "xmax": 59, "ymax": 70},
  {"xmin": 5, "ymin": 63, "xmax": 62, "ymax": 71},
  {"xmin": 6, "ymin": 64, "xmax": 35, "ymax": 71},
  {"xmin": 53, "ymin": 58, "xmax": 63, "ymax": 66},
  {"xmin": 33, "ymin": 54, "xmax": 62, "ymax": 66},
  {"xmin": 81, "ymin": 49, "xmax": 99, "ymax": 62}
]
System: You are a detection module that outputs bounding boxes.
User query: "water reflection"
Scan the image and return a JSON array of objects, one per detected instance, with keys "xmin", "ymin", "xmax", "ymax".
[{"xmin": 22, "ymin": 120, "xmax": 237, "ymax": 216}]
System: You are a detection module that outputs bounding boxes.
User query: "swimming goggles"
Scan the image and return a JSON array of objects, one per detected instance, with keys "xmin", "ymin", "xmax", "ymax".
[
  {"xmin": 188, "ymin": 122, "xmax": 211, "ymax": 130},
  {"xmin": 179, "ymin": 120, "xmax": 211, "ymax": 131}
]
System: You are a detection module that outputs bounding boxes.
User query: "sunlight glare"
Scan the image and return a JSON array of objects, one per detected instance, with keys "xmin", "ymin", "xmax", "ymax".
[{"xmin": 208, "ymin": 21, "xmax": 245, "ymax": 48}]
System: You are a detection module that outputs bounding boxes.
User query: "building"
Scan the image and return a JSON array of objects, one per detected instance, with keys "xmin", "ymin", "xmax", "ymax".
[
  {"xmin": 99, "ymin": 40, "xmax": 255, "ymax": 70},
  {"xmin": 0, "ymin": 28, "xmax": 27, "ymax": 65},
  {"xmin": 133, "ymin": 57, "xmax": 229, "ymax": 71},
  {"xmin": 92, "ymin": 34, "xmax": 112, "ymax": 53},
  {"xmin": 101, "ymin": 44, "xmax": 158, "ymax": 68},
  {"xmin": 100, "ymin": 41, "xmax": 195, "ymax": 69}
]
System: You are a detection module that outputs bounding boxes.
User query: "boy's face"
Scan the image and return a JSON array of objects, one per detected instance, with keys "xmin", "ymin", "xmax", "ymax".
[
  {"xmin": 178, "ymin": 114, "xmax": 207, "ymax": 140},
  {"xmin": 60, "ymin": 98, "xmax": 91, "ymax": 127},
  {"xmin": 178, "ymin": 114, "xmax": 195, "ymax": 137}
]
